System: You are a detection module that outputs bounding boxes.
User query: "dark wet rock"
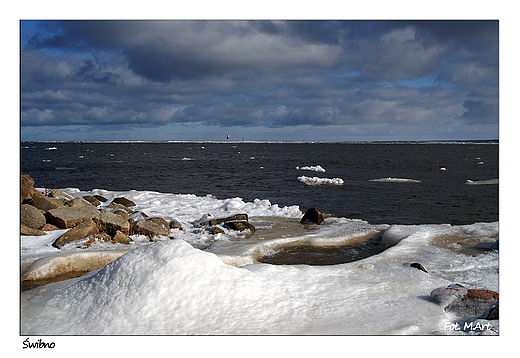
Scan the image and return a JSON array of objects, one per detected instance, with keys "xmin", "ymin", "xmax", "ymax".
[
  {"xmin": 47, "ymin": 205, "xmax": 101, "ymax": 229},
  {"xmin": 430, "ymin": 284, "xmax": 499, "ymax": 318},
  {"xmin": 112, "ymin": 197, "xmax": 136, "ymax": 207},
  {"xmin": 223, "ymin": 221, "xmax": 256, "ymax": 233},
  {"xmin": 482, "ymin": 304, "xmax": 499, "ymax": 320},
  {"xmin": 94, "ymin": 211, "xmax": 130, "ymax": 235},
  {"xmin": 93, "ymin": 194, "xmax": 108, "ymax": 202},
  {"xmin": 21, "ymin": 224, "xmax": 46, "ymax": 236},
  {"xmin": 300, "ymin": 207, "xmax": 324, "ymax": 224},
  {"xmin": 21, "ymin": 174, "xmax": 39, "ymax": 203},
  {"xmin": 132, "ymin": 219, "xmax": 169, "ymax": 238},
  {"xmin": 210, "ymin": 226, "xmax": 225, "ymax": 235},
  {"xmin": 197, "ymin": 213, "xmax": 249, "ymax": 227},
  {"xmin": 21, "ymin": 204, "xmax": 46, "ymax": 230},
  {"xmin": 53, "ymin": 218, "xmax": 99, "ymax": 248},
  {"xmin": 31, "ymin": 191, "xmax": 65, "ymax": 211},
  {"xmin": 65, "ymin": 197, "xmax": 92, "ymax": 207},
  {"xmin": 410, "ymin": 262, "xmax": 428, "ymax": 273},
  {"xmin": 82, "ymin": 195, "xmax": 101, "ymax": 206},
  {"xmin": 170, "ymin": 219, "xmax": 183, "ymax": 230}
]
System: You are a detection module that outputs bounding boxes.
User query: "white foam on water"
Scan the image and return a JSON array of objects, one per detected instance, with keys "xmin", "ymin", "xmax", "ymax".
[{"xmin": 297, "ymin": 176, "xmax": 344, "ymax": 185}]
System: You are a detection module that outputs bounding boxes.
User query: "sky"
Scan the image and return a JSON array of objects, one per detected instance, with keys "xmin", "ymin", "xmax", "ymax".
[{"xmin": 20, "ymin": 19, "xmax": 499, "ymax": 142}]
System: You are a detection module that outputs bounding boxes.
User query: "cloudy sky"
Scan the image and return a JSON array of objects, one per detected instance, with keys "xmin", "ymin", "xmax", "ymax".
[{"xmin": 20, "ymin": 19, "xmax": 499, "ymax": 141}]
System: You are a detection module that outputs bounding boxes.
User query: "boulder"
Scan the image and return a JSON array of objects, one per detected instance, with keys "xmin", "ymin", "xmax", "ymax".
[
  {"xmin": 82, "ymin": 195, "xmax": 101, "ymax": 206},
  {"xmin": 20, "ymin": 204, "xmax": 46, "ymax": 229},
  {"xmin": 41, "ymin": 223, "xmax": 60, "ymax": 231},
  {"xmin": 93, "ymin": 211, "xmax": 130, "ymax": 235},
  {"xmin": 31, "ymin": 191, "xmax": 64, "ymax": 211},
  {"xmin": 53, "ymin": 218, "xmax": 99, "ymax": 248},
  {"xmin": 197, "ymin": 213, "xmax": 249, "ymax": 227},
  {"xmin": 21, "ymin": 174, "xmax": 38, "ymax": 203},
  {"xmin": 46, "ymin": 205, "xmax": 101, "ymax": 229},
  {"xmin": 20, "ymin": 224, "xmax": 46, "ymax": 236},
  {"xmin": 301, "ymin": 207, "xmax": 324, "ymax": 224},
  {"xmin": 132, "ymin": 219, "xmax": 169, "ymax": 238},
  {"xmin": 223, "ymin": 221, "xmax": 256, "ymax": 233},
  {"xmin": 49, "ymin": 189, "xmax": 74, "ymax": 201},
  {"xmin": 170, "ymin": 219, "xmax": 183, "ymax": 230},
  {"xmin": 147, "ymin": 217, "xmax": 170, "ymax": 232},
  {"xmin": 430, "ymin": 284, "xmax": 499, "ymax": 318},
  {"xmin": 483, "ymin": 304, "xmax": 499, "ymax": 320},
  {"xmin": 113, "ymin": 209, "xmax": 130, "ymax": 221},
  {"xmin": 112, "ymin": 197, "xmax": 136, "ymax": 207},
  {"xmin": 93, "ymin": 195, "xmax": 108, "ymax": 203},
  {"xmin": 112, "ymin": 230, "xmax": 132, "ymax": 245},
  {"xmin": 65, "ymin": 197, "xmax": 92, "ymax": 207},
  {"xmin": 108, "ymin": 202, "xmax": 134, "ymax": 213}
]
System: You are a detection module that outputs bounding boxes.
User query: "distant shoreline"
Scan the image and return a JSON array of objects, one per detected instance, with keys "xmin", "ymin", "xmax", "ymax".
[{"xmin": 20, "ymin": 139, "xmax": 499, "ymax": 144}]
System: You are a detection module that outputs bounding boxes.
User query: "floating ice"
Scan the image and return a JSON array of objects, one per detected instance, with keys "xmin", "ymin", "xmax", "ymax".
[
  {"xmin": 465, "ymin": 179, "xmax": 498, "ymax": 185},
  {"xmin": 297, "ymin": 176, "xmax": 343, "ymax": 185},
  {"xmin": 369, "ymin": 177, "xmax": 421, "ymax": 183},
  {"xmin": 296, "ymin": 165, "xmax": 326, "ymax": 172}
]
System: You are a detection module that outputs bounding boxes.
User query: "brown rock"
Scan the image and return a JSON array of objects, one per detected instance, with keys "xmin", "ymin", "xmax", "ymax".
[
  {"xmin": 210, "ymin": 227, "xmax": 225, "ymax": 235},
  {"xmin": 20, "ymin": 204, "xmax": 46, "ymax": 229},
  {"xmin": 430, "ymin": 285, "xmax": 499, "ymax": 318},
  {"xmin": 112, "ymin": 197, "xmax": 136, "ymax": 207},
  {"xmin": 93, "ymin": 211, "xmax": 130, "ymax": 235},
  {"xmin": 463, "ymin": 289, "xmax": 499, "ymax": 301},
  {"xmin": 41, "ymin": 223, "xmax": 60, "ymax": 231},
  {"xmin": 147, "ymin": 217, "xmax": 170, "ymax": 232},
  {"xmin": 47, "ymin": 205, "xmax": 101, "ymax": 229},
  {"xmin": 65, "ymin": 197, "xmax": 92, "ymax": 207},
  {"xmin": 223, "ymin": 221, "xmax": 256, "ymax": 233},
  {"xmin": 112, "ymin": 230, "xmax": 132, "ymax": 245},
  {"xmin": 301, "ymin": 207, "xmax": 324, "ymax": 224},
  {"xmin": 49, "ymin": 189, "xmax": 74, "ymax": 201},
  {"xmin": 132, "ymin": 219, "xmax": 169, "ymax": 238},
  {"xmin": 113, "ymin": 209, "xmax": 130, "ymax": 221},
  {"xmin": 31, "ymin": 191, "xmax": 64, "ymax": 211},
  {"xmin": 197, "ymin": 213, "xmax": 249, "ymax": 227},
  {"xmin": 170, "ymin": 219, "xmax": 183, "ymax": 230},
  {"xmin": 108, "ymin": 202, "xmax": 134, "ymax": 213},
  {"xmin": 93, "ymin": 195, "xmax": 108, "ymax": 202},
  {"xmin": 21, "ymin": 174, "xmax": 38, "ymax": 203},
  {"xmin": 21, "ymin": 224, "xmax": 46, "ymax": 236},
  {"xmin": 52, "ymin": 218, "xmax": 99, "ymax": 248},
  {"xmin": 82, "ymin": 195, "xmax": 101, "ymax": 206}
]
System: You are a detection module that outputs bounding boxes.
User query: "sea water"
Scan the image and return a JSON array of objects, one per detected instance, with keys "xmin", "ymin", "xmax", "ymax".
[{"xmin": 20, "ymin": 142, "xmax": 499, "ymax": 335}]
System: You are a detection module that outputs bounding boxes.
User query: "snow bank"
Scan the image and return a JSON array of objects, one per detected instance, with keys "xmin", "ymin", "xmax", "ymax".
[{"xmin": 297, "ymin": 176, "xmax": 344, "ymax": 185}]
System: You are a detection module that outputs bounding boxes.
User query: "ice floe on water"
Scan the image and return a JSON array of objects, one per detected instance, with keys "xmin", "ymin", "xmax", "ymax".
[
  {"xmin": 297, "ymin": 176, "xmax": 344, "ymax": 185},
  {"xmin": 296, "ymin": 165, "xmax": 326, "ymax": 172},
  {"xmin": 369, "ymin": 177, "xmax": 421, "ymax": 183}
]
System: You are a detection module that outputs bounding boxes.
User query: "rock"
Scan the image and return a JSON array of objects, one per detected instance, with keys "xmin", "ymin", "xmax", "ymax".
[
  {"xmin": 430, "ymin": 284, "xmax": 499, "ymax": 318},
  {"xmin": 41, "ymin": 223, "xmax": 60, "ymax": 231},
  {"xmin": 49, "ymin": 189, "xmax": 74, "ymax": 201},
  {"xmin": 46, "ymin": 205, "xmax": 101, "ymax": 229},
  {"xmin": 113, "ymin": 209, "xmax": 130, "ymax": 221},
  {"xmin": 210, "ymin": 227, "xmax": 225, "ymax": 235},
  {"xmin": 112, "ymin": 197, "xmax": 136, "ymax": 207},
  {"xmin": 147, "ymin": 217, "xmax": 170, "ymax": 232},
  {"xmin": 196, "ymin": 213, "xmax": 249, "ymax": 227},
  {"xmin": 108, "ymin": 202, "xmax": 134, "ymax": 213},
  {"xmin": 170, "ymin": 219, "xmax": 183, "ymax": 230},
  {"xmin": 21, "ymin": 174, "xmax": 38, "ymax": 203},
  {"xmin": 21, "ymin": 224, "xmax": 46, "ymax": 236},
  {"xmin": 223, "ymin": 221, "xmax": 256, "ymax": 233},
  {"xmin": 93, "ymin": 211, "xmax": 130, "ymax": 235},
  {"xmin": 482, "ymin": 304, "xmax": 499, "ymax": 320},
  {"xmin": 20, "ymin": 204, "xmax": 46, "ymax": 230},
  {"xmin": 65, "ymin": 197, "xmax": 92, "ymax": 207},
  {"xmin": 31, "ymin": 191, "xmax": 64, "ymax": 211},
  {"xmin": 409, "ymin": 262, "xmax": 428, "ymax": 273},
  {"xmin": 132, "ymin": 219, "xmax": 169, "ymax": 238},
  {"xmin": 82, "ymin": 195, "xmax": 101, "ymax": 206},
  {"xmin": 300, "ymin": 207, "xmax": 324, "ymax": 224},
  {"xmin": 52, "ymin": 218, "xmax": 99, "ymax": 248},
  {"xmin": 93, "ymin": 195, "xmax": 108, "ymax": 202},
  {"xmin": 112, "ymin": 230, "xmax": 132, "ymax": 245}
]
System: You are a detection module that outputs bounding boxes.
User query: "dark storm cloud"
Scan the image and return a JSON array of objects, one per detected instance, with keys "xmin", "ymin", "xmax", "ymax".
[{"xmin": 21, "ymin": 20, "xmax": 498, "ymax": 140}]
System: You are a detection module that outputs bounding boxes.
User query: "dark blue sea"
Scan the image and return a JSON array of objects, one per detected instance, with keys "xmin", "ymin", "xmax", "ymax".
[{"xmin": 20, "ymin": 141, "xmax": 498, "ymax": 225}]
